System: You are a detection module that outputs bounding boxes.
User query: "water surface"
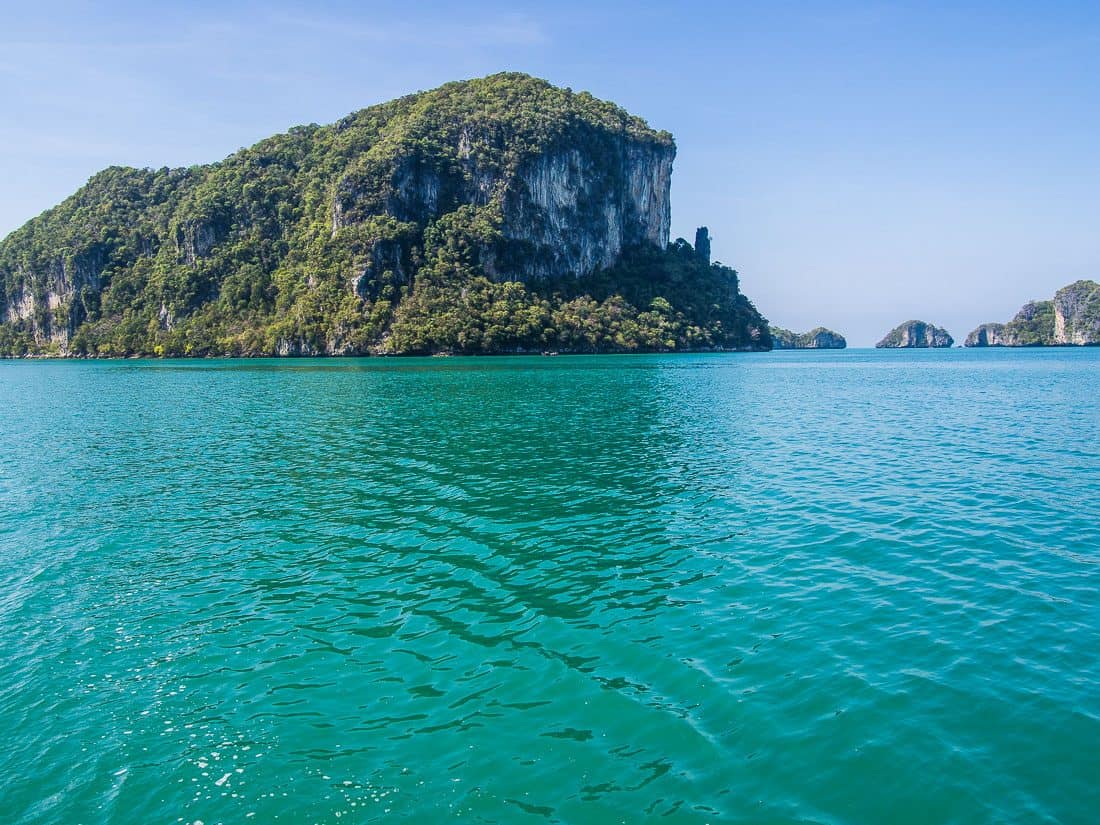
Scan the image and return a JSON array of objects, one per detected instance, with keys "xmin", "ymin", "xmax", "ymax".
[{"xmin": 1, "ymin": 349, "xmax": 1097, "ymax": 823}]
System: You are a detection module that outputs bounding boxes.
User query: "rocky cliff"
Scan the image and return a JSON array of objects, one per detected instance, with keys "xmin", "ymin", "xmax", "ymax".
[
  {"xmin": 876, "ymin": 320, "xmax": 954, "ymax": 348},
  {"xmin": 964, "ymin": 323, "xmax": 1007, "ymax": 347},
  {"xmin": 965, "ymin": 280, "xmax": 1099, "ymax": 346},
  {"xmin": 1053, "ymin": 280, "xmax": 1100, "ymax": 344},
  {"xmin": 0, "ymin": 73, "xmax": 769, "ymax": 356},
  {"xmin": 771, "ymin": 326, "xmax": 847, "ymax": 349}
]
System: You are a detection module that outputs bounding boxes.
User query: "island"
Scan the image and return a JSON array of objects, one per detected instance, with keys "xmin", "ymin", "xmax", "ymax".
[
  {"xmin": 876, "ymin": 320, "xmax": 954, "ymax": 348},
  {"xmin": 0, "ymin": 73, "xmax": 772, "ymax": 357},
  {"xmin": 770, "ymin": 327, "xmax": 847, "ymax": 349},
  {"xmin": 965, "ymin": 280, "xmax": 1100, "ymax": 346}
]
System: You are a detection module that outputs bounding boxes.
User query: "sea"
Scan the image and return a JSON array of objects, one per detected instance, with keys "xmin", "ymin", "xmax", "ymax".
[{"xmin": 0, "ymin": 349, "xmax": 1097, "ymax": 824}]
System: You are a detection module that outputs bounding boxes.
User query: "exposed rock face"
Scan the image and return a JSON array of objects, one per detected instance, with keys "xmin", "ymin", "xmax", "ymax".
[
  {"xmin": 966, "ymin": 280, "xmax": 1099, "ymax": 346},
  {"xmin": 495, "ymin": 143, "xmax": 673, "ymax": 279},
  {"xmin": 876, "ymin": 320, "xmax": 953, "ymax": 348},
  {"xmin": 1053, "ymin": 280, "xmax": 1100, "ymax": 345},
  {"xmin": 964, "ymin": 323, "xmax": 1006, "ymax": 347},
  {"xmin": 331, "ymin": 137, "xmax": 673, "ymax": 284},
  {"xmin": 805, "ymin": 328, "xmax": 846, "ymax": 348},
  {"xmin": 2, "ymin": 245, "xmax": 109, "ymax": 348},
  {"xmin": 771, "ymin": 326, "xmax": 847, "ymax": 349}
]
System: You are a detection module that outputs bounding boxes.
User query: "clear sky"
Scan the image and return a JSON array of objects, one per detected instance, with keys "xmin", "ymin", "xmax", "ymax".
[{"xmin": 2, "ymin": 0, "xmax": 1098, "ymax": 345}]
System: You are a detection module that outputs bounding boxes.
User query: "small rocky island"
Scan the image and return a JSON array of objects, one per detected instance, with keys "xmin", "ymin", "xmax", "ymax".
[
  {"xmin": 965, "ymin": 280, "xmax": 1100, "ymax": 346},
  {"xmin": 771, "ymin": 327, "xmax": 846, "ymax": 349},
  {"xmin": 876, "ymin": 320, "xmax": 954, "ymax": 348}
]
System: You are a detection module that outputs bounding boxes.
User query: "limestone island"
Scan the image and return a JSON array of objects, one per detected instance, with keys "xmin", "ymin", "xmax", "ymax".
[
  {"xmin": 965, "ymin": 280, "xmax": 1100, "ymax": 346},
  {"xmin": 876, "ymin": 320, "xmax": 954, "ymax": 348},
  {"xmin": 0, "ymin": 73, "xmax": 773, "ymax": 357},
  {"xmin": 771, "ymin": 327, "xmax": 846, "ymax": 349}
]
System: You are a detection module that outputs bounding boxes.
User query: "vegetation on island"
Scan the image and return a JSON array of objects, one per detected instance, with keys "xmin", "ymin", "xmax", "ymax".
[
  {"xmin": 1003, "ymin": 301, "xmax": 1056, "ymax": 346},
  {"xmin": 770, "ymin": 326, "xmax": 846, "ymax": 349},
  {"xmin": 965, "ymin": 281, "xmax": 1100, "ymax": 346},
  {"xmin": 0, "ymin": 73, "xmax": 770, "ymax": 357},
  {"xmin": 875, "ymin": 320, "xmax": 954, "ymax": 348}
]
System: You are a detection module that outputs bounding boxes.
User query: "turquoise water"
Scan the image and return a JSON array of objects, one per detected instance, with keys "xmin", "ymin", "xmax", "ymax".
[{"xmin": 0, "ymin": 349, "xmax": 1097, "ymax": 824}]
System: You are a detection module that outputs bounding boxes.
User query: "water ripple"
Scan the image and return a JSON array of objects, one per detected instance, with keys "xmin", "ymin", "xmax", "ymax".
[{"xmin": 0, "ymin": 350, "xmax": 1097, "ymax": 823}]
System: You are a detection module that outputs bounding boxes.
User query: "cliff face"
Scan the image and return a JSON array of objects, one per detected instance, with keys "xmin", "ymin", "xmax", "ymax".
[
  {"xmin": 964, "ymin": 323, "xmax": 1006, "ymax": 347},
  {"xmin": 331, "ymin": 122, "xmax": 674, "ymax": 282},
  {"xmin": 966, "ymin": 281, "xmax": 1099, "ymax": 346},
  {"xmin": 494, "ymin": 142, "xmax": 673, "ymax": 279},
  {"xmin": 1, "ymin": 239, "xmax": 112, "ymax": 350},
  {"xmin": 0, "ymin": 74, "xmax": 774, "ymax": 357},
  {"xmin": 876, "ymin": 320, "xmax": 953, "ymax": 348},
  {"xmin": 1053, "ymin": 280, "xmax": 1100, "ymax": 345},
  {"xmin": 771, "ymin": 326, "xmax": 846, "ymax": 349}
]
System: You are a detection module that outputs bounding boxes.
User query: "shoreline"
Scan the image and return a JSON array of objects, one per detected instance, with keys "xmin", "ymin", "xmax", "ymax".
[
  {"xmin": 0, "ymin": 345, "xmax": 773, "ymax": 361},
  {"xmin": 5, "ymin": 344, "xmax": 1098, "ymax": 361}
]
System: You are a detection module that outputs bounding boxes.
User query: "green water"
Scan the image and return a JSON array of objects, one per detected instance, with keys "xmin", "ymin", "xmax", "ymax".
[{"xmin": 1, "ymin": 350, "xmax": 1097, "ymax": 824}]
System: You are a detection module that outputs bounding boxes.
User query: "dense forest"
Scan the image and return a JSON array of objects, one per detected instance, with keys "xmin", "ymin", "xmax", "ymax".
[{"xmin": 0, "ymin": 73, "xmax": 770, "ymax": 356}]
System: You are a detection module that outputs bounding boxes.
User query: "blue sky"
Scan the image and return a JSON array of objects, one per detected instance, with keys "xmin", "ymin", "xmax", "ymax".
[{"xmin": 2, "ymin": 0, "xmax": 1098, "ymax": 344}]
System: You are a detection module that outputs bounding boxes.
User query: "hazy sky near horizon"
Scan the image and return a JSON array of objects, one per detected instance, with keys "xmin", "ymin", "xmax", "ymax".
[{"xmin": 2, "ymin": 0, "xmax": 1098, "ymax": 345}]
